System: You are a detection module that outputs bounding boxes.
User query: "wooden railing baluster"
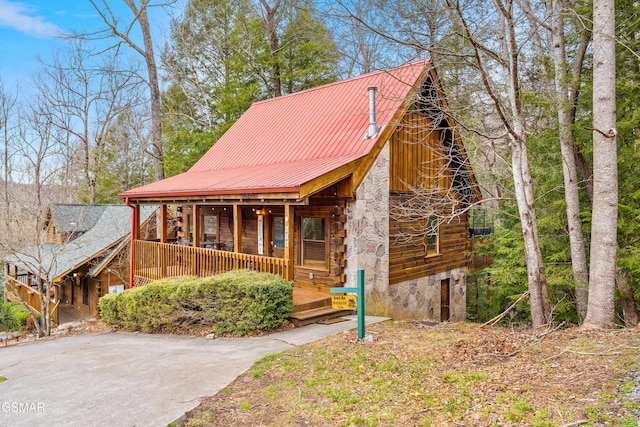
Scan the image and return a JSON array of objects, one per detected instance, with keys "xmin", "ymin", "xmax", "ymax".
[{"xmin": 133, "ymin": 240, "xmax": 289, "ymax": 284}]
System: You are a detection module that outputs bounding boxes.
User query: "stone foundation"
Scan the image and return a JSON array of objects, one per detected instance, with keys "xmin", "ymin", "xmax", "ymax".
[{"xmin": 380, "ymin": 267, "xmax": 467, "ymax": 321}]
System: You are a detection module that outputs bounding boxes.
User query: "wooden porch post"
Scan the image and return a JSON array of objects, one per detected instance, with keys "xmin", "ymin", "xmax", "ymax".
[
  {"xmin": 132, "ymin": 205, "xmax": 140, "ymax": 240},
  {"xmin": 192, "ymin": 204, "xmax": 201, "ymax": 275},
  {"xmin": 126, "ymin": 199, "xmax": 140, "ymax": 288},
  {"xmin": 192, "ymin": 204, "xmax": 201, "ymax": 248},
  {"xmin": 284, "ymin": 203, "xmax": 295, "ymax": 281},
  {"xmin": 263, "ymin": 209, "xmax": 272, "ymax": 257},
  {"xmin": 159, "ymin": 204, "xmax": 168, "ymax": 243},
  {"xmin": 233, "ymin": 204, "xmax": 242, "ymax": 268},
  {"xmin": 159, "ymin": 204, "xmax": 168, "ymax": 277}
]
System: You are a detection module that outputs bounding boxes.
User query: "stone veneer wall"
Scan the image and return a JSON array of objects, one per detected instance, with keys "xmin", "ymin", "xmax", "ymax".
[
  {"xmin": 344, "ymin": 142, "xmax": 390, "ymax": 316},
  {"xmin": 345, "ymin": 140, "xmax": 468, "ymax": 321},
  {"xmin": 386, "ymin": 267, "xmax": 467, "ymax": 321}
]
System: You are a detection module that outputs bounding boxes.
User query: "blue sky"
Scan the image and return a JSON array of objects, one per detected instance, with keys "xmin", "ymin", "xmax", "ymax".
[{"xmin": 0, "ymin": 0, "xmax": 172, "ymax": 89}]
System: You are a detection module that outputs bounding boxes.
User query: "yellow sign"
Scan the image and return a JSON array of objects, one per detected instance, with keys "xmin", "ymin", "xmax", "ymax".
[{"xmin": 332, "ymin": 295, "xmax": 357, "ymax": 310}]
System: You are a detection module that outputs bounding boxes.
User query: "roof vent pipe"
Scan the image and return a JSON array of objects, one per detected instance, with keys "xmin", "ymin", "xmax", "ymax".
[{"xmin": 367, "ymin": 85, "xmax": 379, "ymax": 138}]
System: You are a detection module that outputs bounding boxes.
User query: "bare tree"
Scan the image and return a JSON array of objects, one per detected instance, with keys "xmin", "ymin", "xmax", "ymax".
[
  {"xmin": 547, "ymin": 0, "xmax": 590, "ymax": 319},
  {"xmin": 0, "ymin": 75, "xmax": 17, "ymax": 244},
  {"xmin": 441, "ymin": 0, "xmax": 552, "ymax": 327},
  {"xmin": 86, "ymin": 0, "xmax": 172, "ymax": 182},
  {"xmin": 34, "ymin": 41, "xmax": 142, "ymax": 204},
  {"xmin": 328, "ymin": 0, "xmax": 429, "ymax": 76},
  {"xmin": 583, "ymin": 0, "xmax": 618, "ymax": 329},
  {"xmin": 258, "ymin": 0, "xmax": 283, "ymax": 97},
  {"xmin": 3, "ymin": 96, "xmax": 70, "ymax": 336}
]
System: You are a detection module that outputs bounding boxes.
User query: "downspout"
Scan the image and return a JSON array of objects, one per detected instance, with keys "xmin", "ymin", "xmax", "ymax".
[{"xmin": 125, "ymin": 197, "xmax": 135, "ymax": 289}]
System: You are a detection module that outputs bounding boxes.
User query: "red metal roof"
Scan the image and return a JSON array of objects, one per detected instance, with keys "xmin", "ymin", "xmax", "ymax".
[{"xmin": 121, "ymin": 60, "xmax": 429, "ymax": 199}]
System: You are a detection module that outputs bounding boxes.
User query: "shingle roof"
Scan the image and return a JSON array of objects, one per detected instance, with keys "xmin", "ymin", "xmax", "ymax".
[
  {"xmin": 5, "ymin": 205, "xmax": 155, "ymax": 282},
  {"xmin": 47, "ymin": 204, "xmax": 107, "ymax": 233},
  {"xmin": 121, "ymin": 60, "xmax": 429, "ymax": 199}
]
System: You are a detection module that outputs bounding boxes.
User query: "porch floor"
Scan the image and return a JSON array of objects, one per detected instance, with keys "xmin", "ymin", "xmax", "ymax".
[{"xmin": 57, "ymin": 304, "xmax": 95, "ymax": 325}]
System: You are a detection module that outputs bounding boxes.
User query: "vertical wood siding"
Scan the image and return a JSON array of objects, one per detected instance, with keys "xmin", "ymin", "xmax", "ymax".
[{"xmin": 388, "ymin": 110, "xmax": 470, "ymax": 285}]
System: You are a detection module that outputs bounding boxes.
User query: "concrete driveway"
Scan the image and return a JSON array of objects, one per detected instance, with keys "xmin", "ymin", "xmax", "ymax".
[{"xmin": 0, "ymin": 316, "xmax": 385, "ymax": 427}]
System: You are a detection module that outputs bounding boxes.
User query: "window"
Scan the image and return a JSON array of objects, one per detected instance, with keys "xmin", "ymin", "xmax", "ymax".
[
  {"xmin": 302, "ymin": 217, "xmax": 327, "ymax": 267},
  {"xmin": 82, "ymin": 278, "xmax": 89, "ymax": 306},
  {"xmin": 426, "ymin": 216, "xmax": 440, "ymax": 256},
  {"xmin": 273, "ymin": 216, "xmax": 285, "ymax": 248},
  {"xmin": 202, "ymin": 214, "xmax": 218, "ymax": 242}
]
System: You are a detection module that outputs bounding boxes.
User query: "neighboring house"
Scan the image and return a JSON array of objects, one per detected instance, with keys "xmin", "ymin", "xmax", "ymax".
[
  {"xmin": 120, "ymin": 60, "xmax": 481, "ymax": 322},
  {"xmin": 4, "ymin": 204, "xmax": 157, "ymax": 323}
]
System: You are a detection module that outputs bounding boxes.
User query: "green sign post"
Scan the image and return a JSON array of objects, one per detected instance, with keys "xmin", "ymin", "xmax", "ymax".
[{"xmin": 331, "ymin": 268, "xmax": 365, "ymax": 339}]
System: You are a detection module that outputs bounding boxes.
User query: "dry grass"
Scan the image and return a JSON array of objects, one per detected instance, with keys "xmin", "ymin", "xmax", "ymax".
[{"xmin": 174, "ymin": 321, "xmax": 640, "ymax": 427}]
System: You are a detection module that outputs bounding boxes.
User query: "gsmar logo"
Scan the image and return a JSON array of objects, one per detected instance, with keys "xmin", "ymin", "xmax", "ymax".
[{"xmin": 1, "ymin": 402, "xmax": 45, "ymax": 413}]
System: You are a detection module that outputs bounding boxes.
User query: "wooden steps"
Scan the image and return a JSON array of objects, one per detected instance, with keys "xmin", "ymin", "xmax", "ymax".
[{"xmin": 290, "ymin": 287, "xmax": 349, "ymax": 327}]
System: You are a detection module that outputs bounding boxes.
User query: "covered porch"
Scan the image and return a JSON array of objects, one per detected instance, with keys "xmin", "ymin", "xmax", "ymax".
[
  {"xmin": 132, "ymin": 240, "xmax": 342, "ymax": 325},
  {"xmin": 128, "ymin": 194, "xmax": 350, "ymax": 323}
]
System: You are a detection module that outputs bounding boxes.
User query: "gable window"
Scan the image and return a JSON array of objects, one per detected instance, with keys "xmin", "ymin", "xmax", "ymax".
[
  {"xmin": 302, "ymin": 217, "xmax": 327, "ymax": 268},
  {"xmin": 426, "ymin": 216, "xmax": 440, "ymax": 257}
]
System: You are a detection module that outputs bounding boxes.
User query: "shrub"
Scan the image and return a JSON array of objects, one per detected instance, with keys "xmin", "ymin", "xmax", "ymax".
[
  {"xmin": 99, "ymin": 270, "xmax": 294, "ymax": 335},
  {"xmin": 0, "ymin": 301, "xmax": 30, "ymax": 331}
]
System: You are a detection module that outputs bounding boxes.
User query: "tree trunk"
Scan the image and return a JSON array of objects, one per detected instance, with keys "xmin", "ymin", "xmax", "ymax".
[
  {"xmin": 550, "ymin": 0, "xmax": 589, "ymax": 321},
  {"xmin": 511, "ymin": 138, "xmax": 551, "ymax": 328},
  {"xmin": 38, "ymin": 284, "xmax": 52, "ymax": 337},
  {"xmin": 616, "ymin": 269, "xmax": 639, "ymax": 327},
  {"xmin": 583, "ymin": 0, "xmax": 617, "ymax": 329},
  {"xmin": 260, "ymin": 0, "xmax": 282, "ymax": 98},
  {"xmin": 569, "ymin": 30, "xmax": 594, "ymax": 202},
  {"xmin": 126, "ymin": 0, "xmax": 164, "ymax": 181},
  {"xmin": 500, "ymin": 6, "xmax": 551, "ymax": 328}
]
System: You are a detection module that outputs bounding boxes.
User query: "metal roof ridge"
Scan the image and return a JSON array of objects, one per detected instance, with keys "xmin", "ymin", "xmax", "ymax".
[
  {"xmin": 251, "ymin": 59, "xmax": 429, "ymax": 106},
  {"xmin": 188, "ymin": 153, "xmax": 364, "ymax": 173}
]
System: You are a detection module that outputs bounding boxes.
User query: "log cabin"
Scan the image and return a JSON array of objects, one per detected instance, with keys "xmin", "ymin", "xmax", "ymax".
[
  {"xmin": 120, "ymin": 59, "xmax": 481, "ymax": 323},
  {"xmin": 4, "ymin": 204, "xmax": 158, "ymax": 324}
]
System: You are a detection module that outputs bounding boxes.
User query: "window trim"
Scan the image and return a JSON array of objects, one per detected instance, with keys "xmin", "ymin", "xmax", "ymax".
[
  {"xmin": 272, "ymin": 216, "xmax": 285, "ymax": 249},
  {"xmin": 201, "ymin": 213, "xmax": 219, "ymax": 243},
  {"xmin": 425, "ymin": 215, "xmax": 440, "ymax": 258},
  {"xmin": 300, "ymin": 216, "xmax": 329, "ymax": 270}
]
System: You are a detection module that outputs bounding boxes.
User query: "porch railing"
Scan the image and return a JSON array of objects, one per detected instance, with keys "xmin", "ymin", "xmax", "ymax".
[
  {"xmin": 134, "ymin": 240, "xmax": 291, "ymax": 283},
  {"xmin": 4, "ymin": 275, "xmax": 58, "ymax": 323}
]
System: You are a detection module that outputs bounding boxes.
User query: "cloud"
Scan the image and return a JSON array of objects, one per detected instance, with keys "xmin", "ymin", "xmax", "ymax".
[{"xmin": 0, "ymin": 0, "xmax": 60, "ymax": 38}]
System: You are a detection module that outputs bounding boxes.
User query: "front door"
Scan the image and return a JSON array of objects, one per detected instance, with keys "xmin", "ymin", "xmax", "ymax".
[{"xmin": 440, "ymin": 278, "xmax": 450, "ymax": 322}]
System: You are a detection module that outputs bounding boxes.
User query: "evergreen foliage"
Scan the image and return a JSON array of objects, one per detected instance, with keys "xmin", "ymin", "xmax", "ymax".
[
  {"xmin": 161, "ymin": 0, "xmax": 339, "ymax": 175},
  {"xmin": 0, "ymin": 299, "xmax": 30, "ymax": 331},
  {"xmin": 614, "ymin": 0, "xmax": 640, "ymax": 305},
  {"xmin": 98, "ymin": 270, "xmax": 295, "ymax": 335}
]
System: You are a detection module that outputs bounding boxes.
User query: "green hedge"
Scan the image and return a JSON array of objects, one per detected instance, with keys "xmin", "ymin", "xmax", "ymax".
[
  {"xmin": 0, "ymin": 301, "xmax": 30, "ymax": 331},
  {"xmin": 98, "ymin": 270, "xmax": 295, "ymax": 335}
]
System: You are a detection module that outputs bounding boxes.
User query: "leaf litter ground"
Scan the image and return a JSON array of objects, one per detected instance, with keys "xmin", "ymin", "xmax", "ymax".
[{"xmin": 175, "ymin": 321, "xmax": 640, "ymax": 426}]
